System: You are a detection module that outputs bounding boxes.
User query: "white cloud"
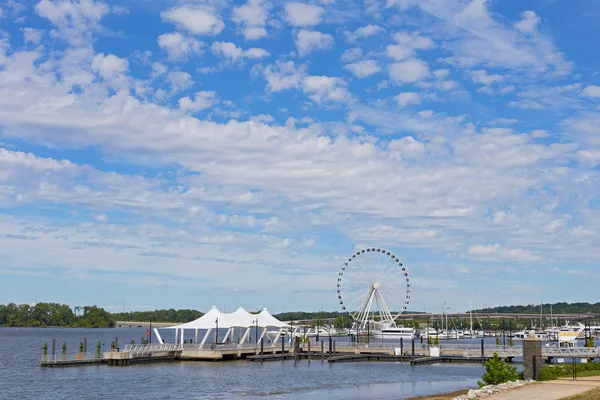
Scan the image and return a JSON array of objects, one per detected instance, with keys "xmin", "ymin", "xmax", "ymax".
[
  {"xmin": 34, "ymin": 0, "xmax": 110, "ymax": 45},
  {"xmin": 471, "ymin": 69, "xmax": 503, "ymax": 85},
  {"xmin": 433, "ymin": 69, "xmax": 450, "ymax": 79},
  {"xmin": 211, "ymin": 41, "xmax": 269, "ymax": 62},
  {"xmin": 465, "ymin": 243, "xmax": 540, "ymax": 262},
  {"xmin": 393, "ymin": 31, "xmax": 434, "ymax": 50},
  {"xmin": 294, "ymin": 30, "xmax": 334, "ymax": 57},
  {"xmin": 151, "ymin": 62, "xmax": 167, "ymax": 77},
  {"xmin": 261, "ymin": 60, "xmax": 307, "ymax": 92},
  {"xmin": 91, "ymin": 53, "xmax": 128, "ymax": 80},
  {"xmin": 158, "ymin": 32, "xmax": 203, "ymax": 61},
  {"xmin": 166, "ymin": 71, "xmax": 193, "ymax": 92},
  {"xmin": 345, "ymin": 60, "xmax": 380, "ymax": 79},
  {"xmin": 345, "ymin": 24, "xmax": 385, "ymax": 43},
  {"xmin": 581, "ymin": 85, "xmax": 600, "ymax": 99},
  {"xmin": 341, "ymin": 47, "xmax": 363, "ymax": 63},
  {"xmin": 302, "ymin": 75, "xmax": 348, "ymax": 103},
  {"xmin": 283, "ymin": 2, "xmax": 324, "ymax": 27},
  {"xmin": 161, "ymin": 5, "xmax": 224, "ymax": 36},
  {"xmin": 21, "ymin": 28, "xmax": 44, "ymax": 44},
  {"xmin": 386, "ymin": 31, "xmax": 434, "ymax": 62},
  {"xmin": 508, "ymin": 99, "xmax": 544, "ymax": 110},
  {"xmin": 232, "ymin": 0, "xmax": 270, "ymax": 40},
  {"xmin": 388, "ymin": 58, "xmax": 429, "ymax": 83},
  {"xmin": 394, "ymin": 0, "xmax": 572, "ymax": 77},
  {"xmin": 395, "ymin": 92, "xmax": 421, "ymax": 107},
  {"xmin": 515, "ymin": 11, "xmax": 540, "ymax": 34},
  {"xmin": 179, "ymin": 91, "xmax": 218, "ymax": 112}
]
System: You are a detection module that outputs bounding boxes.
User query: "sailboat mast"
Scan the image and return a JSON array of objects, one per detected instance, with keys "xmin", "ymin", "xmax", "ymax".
[{"xmin": 469, "ymin": 298, "xmax": 473, "ymax": 334}]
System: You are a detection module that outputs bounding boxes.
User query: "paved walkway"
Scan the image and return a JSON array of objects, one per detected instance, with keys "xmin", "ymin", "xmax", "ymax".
[{"xmin": 486, "ymin": 377, "xmax": 600, "ymax": 399}]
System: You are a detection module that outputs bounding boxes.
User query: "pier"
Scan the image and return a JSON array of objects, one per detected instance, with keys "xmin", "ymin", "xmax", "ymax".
[{"xmin": 40, "ymin": 340, "xmax": 600, "ymax": 368}]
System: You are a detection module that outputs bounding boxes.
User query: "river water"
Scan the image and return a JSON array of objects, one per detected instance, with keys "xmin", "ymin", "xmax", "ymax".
[{"xmin": 0, "ymin": 328, "xmax": 489, "ymax": 399}]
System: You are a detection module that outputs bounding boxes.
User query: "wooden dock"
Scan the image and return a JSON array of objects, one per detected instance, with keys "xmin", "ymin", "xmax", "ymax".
[{"xmin": 40, "ymin": 341, "xmax": 600, "ymax": 368}]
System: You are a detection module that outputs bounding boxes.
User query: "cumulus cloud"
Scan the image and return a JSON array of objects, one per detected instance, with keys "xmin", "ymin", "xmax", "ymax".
[
  {"xmin": 283, "ymin": 2, "xmax": 324, "ymax": 27},
  {"xmin": 91, "ymin": 53, "xmax": 128, "ymax": 80},
  {"xmin": 345, "ymin": 60, "xmax": 380, "ymax": 79},
  {"xmin": 341, "ymin": 47, "xmax": 363, "ymax": 63},
  {"xmin": 388, "ymin": 59, "xmax": 429, "ymax": 83},
  {"xmin": 345, "ymin": 24, "xmax": 385, "ymax": 43},
  {"xmin": 211, "ymin": 42, "xmax": 269, "ymax": 62},
  {"xmin": 515, "ymin": 11, "xmax": 540, "ymax": 34},
  {"xmin": 161, "ymin": 5, "xmax": 224, "ymax": 35},
  {"xmin": 395, "ymin": 92, "xmax": 421, "ymax": 107},
  {"xmin": 166, "ymin": 70, "xmax": 193, "ymax": 92},
  {"xmin": 581, "ymin": 85, "xmax": 600, "ymax": 99},
  {"xmin": 158, "ymin": 32, "xmax": 203, "ymax": 60},
  {"xmin": 261, "ymin": 60, "xmax": 307, "ymax": 92},
  {"xmin": 232, "ymin": 0, "xmax": 270, "ymax": 40},
  {"xmin": 179, "ymin": 91, "xmax": 218, "ymax": 112},
  {"xmin": 294, "ymin": 30, "xmax": 334, "ymax": 57},
  {"xmin": 34, "ymin": 0, "xmax": 110, "ymax": 45},
  {"xmin": 471, "ymin": 69, "xmax": 503, "ymax": 85},
  {"xmin": 386, "ymin": 31, "xmax": 434, "ymax": 61},
  {"xmin": 302, "ymin": 75, "xmax": 348, "ymax": 103},
  {"xmin": 21, "ymin": 28, "xmax": 44, "ymax": 44}
]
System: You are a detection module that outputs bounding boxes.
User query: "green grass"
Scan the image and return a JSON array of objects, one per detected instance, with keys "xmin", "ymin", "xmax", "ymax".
[{"xmin": 540, "ymin": 363, "xmax": 600, "ymax": 381}]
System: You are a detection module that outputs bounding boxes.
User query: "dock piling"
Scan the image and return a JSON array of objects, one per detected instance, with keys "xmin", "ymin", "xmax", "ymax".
[{"xmin": 52, "ymin": 339, "xmax": 56, "ymax": 357}]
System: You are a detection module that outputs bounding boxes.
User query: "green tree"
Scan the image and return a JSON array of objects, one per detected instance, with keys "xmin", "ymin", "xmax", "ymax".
[{"xmin": 478, "ymin": 353, "xmax": 521, "ymax": 387}]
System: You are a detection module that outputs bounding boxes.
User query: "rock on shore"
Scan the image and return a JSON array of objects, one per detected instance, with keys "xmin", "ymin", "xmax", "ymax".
[{"xmin": 453, "ymin": 380, "xmax": 536, "ymax": 399}]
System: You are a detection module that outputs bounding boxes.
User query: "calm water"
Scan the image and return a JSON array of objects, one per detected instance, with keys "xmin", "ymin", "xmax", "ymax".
[{"xmin": 0, "ymin": 328, "xmax": 487, "ymax": 400}]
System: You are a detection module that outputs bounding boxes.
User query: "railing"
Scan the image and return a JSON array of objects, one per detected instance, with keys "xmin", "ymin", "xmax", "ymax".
[
  {"xmin": 123, "ymin": 343, "xmax": 182, "ymax": 357},
  {"xmin": 41, "ymin": 352, "xmax": 102, "ymax": 363},
  {"xmin": 180, "ymin": 343, "xmax": 261, "ymax": 351},
  {"xmin": 464, "ymin": 347, "xmax": 600, "ymax": 358}
]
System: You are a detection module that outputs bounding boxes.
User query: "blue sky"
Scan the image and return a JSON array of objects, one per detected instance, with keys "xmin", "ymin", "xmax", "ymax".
[{"xmin": 0, "ymin": 0, "xmax": 599, "ymax": 314}]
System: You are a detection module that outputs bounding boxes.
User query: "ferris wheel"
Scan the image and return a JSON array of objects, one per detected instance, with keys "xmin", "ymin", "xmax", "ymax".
[{"xmin": 337, "ymin": 248, "xmax": 410, "ymax": 331}]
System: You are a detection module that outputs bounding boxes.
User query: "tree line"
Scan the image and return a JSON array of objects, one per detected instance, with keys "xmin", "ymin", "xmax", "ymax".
[
  {"xmin": 473, "ymin": 302, "xmax": 600, "ymax": 315},
  {"xmin": 0, "ymin": 303, "xmax": 115, "ymax": 328},
  {"xmin": 111, "ymin": 309, "xmax": 203, "ymax": 323},
  {"xmin": 2, "ymin": 301, "xmax": 600, "ymax": 328}
]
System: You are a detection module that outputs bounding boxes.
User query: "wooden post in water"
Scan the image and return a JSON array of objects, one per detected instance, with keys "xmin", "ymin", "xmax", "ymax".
[
  {"xmin": 411, "ymin": 339, "xmax": 415, "ymax": 357},
  {"xmin": 333, "ymin": 341, "xmax": 336, "ymax": 354},
  {"xmin": 96, "ymin": 341, "xmax": 101, "ymax": 358},
  {"xmin": 308, "ymin": 340, "xmax": 311, "ymax": 362},
  {"xmin": 115, "ymin": 337, "xmax": 119, "ymax": 352},
  {"xmin": 328, "ymin": 336, "xmax": 332, "ymax": 356},
  {"xmin": 321, "ymin": 341, "xmax": 324, "ymax": 360},
  {"xmin": 84, "ymin": 337, "xmax": 87, "ymax": 354},
  {"xmin": 281, "ymin": 336, "xmax": 284, "ymax": 354},
  {"xmin": 481, "ymin": 339, "xmax": 484, "ymax": 359},
  {"xmin": 400, "ymin": 338, "xmax": 403, "ymax": 356},
  {"xmin": 260, "ymin": 337, "xmax": 264, "ymax": 355},
  {"xmin": 52, "ymin": 339, "xmax": 56, "ymax": 357}
]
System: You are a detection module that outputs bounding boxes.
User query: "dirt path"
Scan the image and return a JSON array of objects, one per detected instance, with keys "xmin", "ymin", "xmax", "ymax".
[{"xmin": 484, "ymin": 378, "xmax": 600, "ymax": 399}]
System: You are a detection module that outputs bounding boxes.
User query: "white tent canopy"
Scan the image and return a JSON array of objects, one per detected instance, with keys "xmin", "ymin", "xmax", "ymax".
[
  {"xmin": 162, "ymin": 306, "xmax": 288, "ymax": 329},
  {"xmin": 257, "ymin": 308, "xmax": 289, "ymax": 329}
]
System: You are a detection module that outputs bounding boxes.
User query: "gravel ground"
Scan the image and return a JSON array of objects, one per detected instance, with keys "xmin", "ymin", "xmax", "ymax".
[{"xmin": 485, "ymin": 378, "xmax": 600, "ymax": 400}]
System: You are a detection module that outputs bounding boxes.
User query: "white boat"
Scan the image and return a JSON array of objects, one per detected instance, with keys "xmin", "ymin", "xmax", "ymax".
[
  {"xmin": 373, "ymin": 326, "xmax": 415, "ymax": 340},
  {"xmin": 306, "ymin": 326, "xmax": 338, "ymax": 337}
]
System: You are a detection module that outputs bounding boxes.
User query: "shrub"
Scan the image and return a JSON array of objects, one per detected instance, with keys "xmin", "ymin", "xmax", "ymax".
[{"xmin": 478, "ymin": 353, "xmax": 521, "ymax": 387}]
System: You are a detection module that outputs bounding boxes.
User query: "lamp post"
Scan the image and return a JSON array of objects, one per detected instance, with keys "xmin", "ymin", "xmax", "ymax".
[
  {"xmin": 215, "ymin": 318, "xmax": 219, "ymax": 344},
  {"xmin": 253, "ymin": 318, "xmax": 259, "ymax": 346}
]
